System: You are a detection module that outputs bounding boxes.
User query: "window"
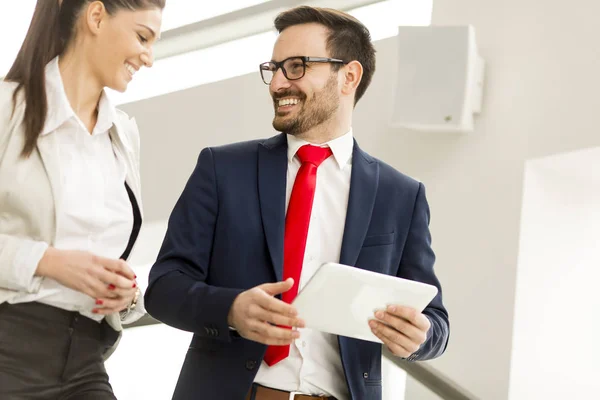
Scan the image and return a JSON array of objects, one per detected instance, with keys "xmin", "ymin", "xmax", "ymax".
[
  {"xmin": 109, "ymin": 0, "xmax": 433, "ymax": 105},
  {"xmin": 352, "ymin": 0, "xmax": 433, "ymax": 41},
  {"xmin": 1, "ymin": 0, "xmax": 433, "ymax": 103},
  {"xmin": 0, "ymin": 0, "xmax": 271, "ymax": 77},
  {"xmin": 107, "ymin": 30, "xmax": 277, "ymax": 104},
  {"xmin": 0, "ymin": 0, "xmax": 36, "ymax": 78},
  {"xmin": 161, "ymin": 0, "xmax": 270, "ymax": 31}
]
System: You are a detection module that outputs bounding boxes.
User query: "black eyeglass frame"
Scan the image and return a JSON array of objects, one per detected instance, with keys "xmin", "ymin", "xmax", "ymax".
[{"xmin": 259, "ymin": 56, "xmax": 348, "ymax": 84}]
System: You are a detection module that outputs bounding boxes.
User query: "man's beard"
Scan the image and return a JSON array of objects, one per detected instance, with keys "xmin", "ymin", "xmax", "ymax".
[{"xmin": 272, "ymin": 75, "xmax": 339, "ymax": 135}]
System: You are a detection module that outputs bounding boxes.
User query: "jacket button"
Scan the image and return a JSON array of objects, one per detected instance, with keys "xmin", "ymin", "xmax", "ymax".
[
  {"xmin": 245, "ymin": 360, "xmax": 257, "ymax": 370},
  {"xmin": 363, "ymin": 372, "xmax": 369, "ymax": 379}
]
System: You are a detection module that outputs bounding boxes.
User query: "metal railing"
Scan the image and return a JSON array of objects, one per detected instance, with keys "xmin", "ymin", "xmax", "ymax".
[
  {"xmin": 124, "ymin": 316, "xmax": 478, "ymax": 400},
  {"xmin": 382, "ymin": 347, "xmax": 479, "ymax": 400}
]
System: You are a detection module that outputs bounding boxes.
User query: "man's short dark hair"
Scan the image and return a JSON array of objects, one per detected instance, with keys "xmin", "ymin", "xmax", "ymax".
[{"xmin": 274, "ymin": 6, "xmax": 376, "ymax": 105}]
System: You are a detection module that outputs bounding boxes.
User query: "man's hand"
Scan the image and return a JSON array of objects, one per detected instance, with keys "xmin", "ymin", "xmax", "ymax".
[
  {"xmin": 369, "ymin": 305, "xmax": 431, "ymax": 358},
  {"xmin": 228, "ymin": 278, "xmax": 305, "ymax": 345}
]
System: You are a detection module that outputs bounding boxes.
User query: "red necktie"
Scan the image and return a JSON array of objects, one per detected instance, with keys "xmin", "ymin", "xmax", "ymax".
[{"xmin": 263, "ymin": 144, "xmax": 333, "ymax": 366}]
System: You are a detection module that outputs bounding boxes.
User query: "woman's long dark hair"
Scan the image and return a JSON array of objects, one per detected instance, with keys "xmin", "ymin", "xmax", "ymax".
[{"xmin": 5, "ymin": 0, "xmax": 165, "ymax": 157}]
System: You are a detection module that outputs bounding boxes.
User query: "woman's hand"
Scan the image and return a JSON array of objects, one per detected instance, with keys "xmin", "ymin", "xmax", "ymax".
[
  {"xmin": 93, "ymin": 286, "xmax": 139, "ymax": 315},
  {"xmin": 36, "ymin": 247, "xmax": 137, "ymax": 314}
]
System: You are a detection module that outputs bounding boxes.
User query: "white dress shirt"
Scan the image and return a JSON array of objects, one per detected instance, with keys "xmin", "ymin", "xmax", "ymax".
[
  {"xmin": 254, "ymin": 130, "xmax": 354, "ymax": 400},
  {"xmin": 8, "ymin": 57, "xmax": 133, "ymax": 322}
]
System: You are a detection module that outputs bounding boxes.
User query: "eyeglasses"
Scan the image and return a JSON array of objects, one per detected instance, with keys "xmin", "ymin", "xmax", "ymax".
[{"xmin": 259, "ymin": 56, "xmax": 347, "ymax": 85}]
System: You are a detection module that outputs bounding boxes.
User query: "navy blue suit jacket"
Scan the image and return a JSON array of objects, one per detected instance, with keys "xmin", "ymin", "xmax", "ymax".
[{"xmin": 145, "ymin": 133, "xmax": 449, "ymax": 400}]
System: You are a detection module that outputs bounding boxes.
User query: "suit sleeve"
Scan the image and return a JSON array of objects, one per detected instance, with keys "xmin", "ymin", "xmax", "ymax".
[
  {"xmin": 397, "ymin": 182, "xmax": 449, "ymax": 360},
  {"xmin": 144, "ymin": 147, "xmax": 244, "ymax": 341}
]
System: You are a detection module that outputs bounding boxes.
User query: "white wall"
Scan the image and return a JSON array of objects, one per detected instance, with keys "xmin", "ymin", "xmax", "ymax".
[
  {"xmin": 118, "ymin": 0, "xmax": 600, "ymax": 398},
  {"xmin": 422, "ymin": 1, "xmax": 600, "ymax": 398},
  {"xmin": 509, "ymin": 148, "xmax": 600, "ymax": 399}
]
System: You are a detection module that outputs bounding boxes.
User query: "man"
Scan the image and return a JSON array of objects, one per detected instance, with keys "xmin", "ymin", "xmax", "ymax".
[{"xmin": 145, "ymin": 6, "xmax": 449, "ymax": 400}]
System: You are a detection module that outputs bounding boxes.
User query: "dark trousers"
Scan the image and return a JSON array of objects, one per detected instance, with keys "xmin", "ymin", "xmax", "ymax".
[{"xmin": 0, "ymin": 301, "xmax": 119, "ymax": 400}]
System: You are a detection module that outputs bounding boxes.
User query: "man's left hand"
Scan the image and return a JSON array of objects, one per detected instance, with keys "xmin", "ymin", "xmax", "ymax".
[{"xmin": 369, "ymin": 305, "xmax": 431, "ymax": 358}]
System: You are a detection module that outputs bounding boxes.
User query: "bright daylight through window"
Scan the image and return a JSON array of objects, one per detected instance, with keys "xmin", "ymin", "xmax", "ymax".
[{"xmin": 0, "ymin": 0, "xmax": 433, "ymax": 104}]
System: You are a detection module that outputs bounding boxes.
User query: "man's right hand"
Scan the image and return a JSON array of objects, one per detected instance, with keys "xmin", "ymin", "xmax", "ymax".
[
  {"xmin": 35, "ymin": 247, "xmax": 137, "ymax": 303},
  {"xmin": 227, "ymin": 278, "xmax": 305, "ymax": 346}
]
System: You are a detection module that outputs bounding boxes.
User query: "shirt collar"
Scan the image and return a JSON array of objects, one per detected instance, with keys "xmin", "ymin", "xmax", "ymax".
[
  {"xmin": 286, "ymin": 129, "xmax": 354, "ymax": 169},
  {"xmin": 42, "ymin": 57, "xmax": 117, "ymax": 136}
]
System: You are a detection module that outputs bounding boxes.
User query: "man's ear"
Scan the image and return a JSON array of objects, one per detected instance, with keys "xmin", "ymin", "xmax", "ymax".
[{"xmin": 341, "ymin": 60, "xmax": 363, "ymax": 98}]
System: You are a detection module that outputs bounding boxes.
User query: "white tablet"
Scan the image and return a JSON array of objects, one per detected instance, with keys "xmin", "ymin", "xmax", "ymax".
[{"xmin": 292, "ymin": 262, "xmax": 438, "ymax": 343}]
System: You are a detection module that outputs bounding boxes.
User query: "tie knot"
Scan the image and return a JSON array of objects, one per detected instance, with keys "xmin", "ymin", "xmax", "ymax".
[{"xmin": 296, "ymin": 144, "xmax": 333, "ymax": 167}]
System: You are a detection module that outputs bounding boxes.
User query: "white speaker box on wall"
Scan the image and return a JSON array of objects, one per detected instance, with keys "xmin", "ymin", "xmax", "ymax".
[{"xmin": 390, "ymin": 25, "xmax": 485, "ymax": 133}]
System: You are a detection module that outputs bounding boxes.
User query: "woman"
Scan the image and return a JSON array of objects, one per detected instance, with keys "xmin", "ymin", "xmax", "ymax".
[{"xmin": 0, "ymin": 0, "xmax": 164, "ymax": 398}]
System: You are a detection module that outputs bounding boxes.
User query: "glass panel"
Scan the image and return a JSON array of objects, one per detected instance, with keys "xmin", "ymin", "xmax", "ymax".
[
  {"xmin": 107, "ymin": 30, "xmax": 277, "ymax": 105},
  {"xmin": 161, "ymin": 0, "xmax": 271, "ymax": 31},
  {"xmin": 351, "ymin": 0, "xmax": 433, "ymax": 41},
  {"xmin": 105, "ymin": 323, "xmax": 193, "ymax": 399},
  {"xmin": 0, "ymin": 1, "xmax": 433, "ymax": 102},
  {"xmin": 0, "ymin": 1, "xmax": 271, "ymax": 77},
  {"xmin": 109, "ymin": 0, "xmax": 433, "ymax": 105},
  {"xmin": 0, "ymin": 0, "xmax": 36, "ymax": 78}
]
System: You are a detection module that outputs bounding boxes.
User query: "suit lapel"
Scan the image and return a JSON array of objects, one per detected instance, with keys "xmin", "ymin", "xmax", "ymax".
[
  {"xmin": 258, "ymin": 134, "xmax": 288, "ymax": 281},
  {"xmin": 36, "ymin": 133, "xmax": 62, "ymax": 242},
  {"xmin": 339, "ymin": 142, "xmax": 379, "ymax": 267}
]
